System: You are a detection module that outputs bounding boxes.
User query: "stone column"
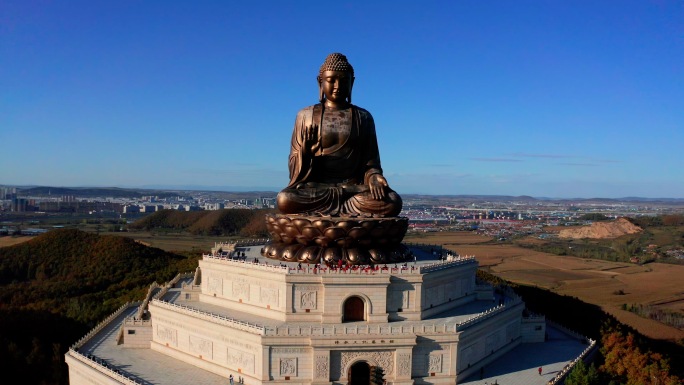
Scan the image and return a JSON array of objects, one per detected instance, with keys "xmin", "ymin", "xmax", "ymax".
[
  {"xmin": 449, "ymin": 342, "xmax": 458, "ymax": 377},
  {"xmin": 260, "ymin": 346, "xmax": 270, "ymax": 381}
]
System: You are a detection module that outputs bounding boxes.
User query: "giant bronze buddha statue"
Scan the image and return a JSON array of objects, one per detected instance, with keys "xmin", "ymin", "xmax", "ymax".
[
  {"xmin": 276, "ymin": 53, "xmax": 402, "ymax": 217},
  {"xmin": 263, "ymin": 53, "xmax": 409, "ymax": 265}
]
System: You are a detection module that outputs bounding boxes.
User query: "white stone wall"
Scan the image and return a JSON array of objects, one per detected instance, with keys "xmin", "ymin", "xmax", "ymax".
[
  {"xmin": 320, "ymin": 275, "xmax": 390, "ymax": 323},
  {"xmin": 199, "ymin": 259, "xmax": 288, "ymax": 320},
  {"xmin": 199, "ymin": 256, "xmax": 483, "ymax": 324},
  {"xmin": 65, "ymin": 353, "xmax": 129, "ymax": 385},
  {"xmin": 122, "ymin": 322, "xmax": 152, "ymax": 348},
  {"xmin": 455, "ymin": 305, "xmax": 523, "ymax": 373},
  {"xmin": 521, "ymin": 316, "xmax": 546, "ymax": 343},
  {"xmin": 269, "ymin": 347, "xmax": 312, "ymax": 381},
  {"xmin": 149, "ymin": 303, "xmax": 264, "ymax": 381}
]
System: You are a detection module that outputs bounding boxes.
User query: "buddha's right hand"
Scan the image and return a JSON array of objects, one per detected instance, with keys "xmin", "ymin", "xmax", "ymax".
[{"xmin": 303, "ymin": 124, "xmax": 320, "ymax": 154}]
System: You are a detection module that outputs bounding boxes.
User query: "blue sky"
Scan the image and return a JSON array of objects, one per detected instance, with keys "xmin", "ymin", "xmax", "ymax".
[{"xmin": 2, "ymin": 1, "xmax": 682, "ymax": 198}]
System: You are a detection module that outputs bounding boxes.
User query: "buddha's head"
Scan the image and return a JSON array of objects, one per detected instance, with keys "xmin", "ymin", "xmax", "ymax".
[{"xmin": 318, "ymin": 53, "xmax": 355, "ymax": 105}]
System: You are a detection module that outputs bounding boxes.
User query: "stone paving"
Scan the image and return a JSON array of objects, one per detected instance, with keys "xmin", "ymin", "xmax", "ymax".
[
  {"xmin": 459, "ymin": 326, "xmax": 590, "ymax": 385},
  {"xmin": 79, "ymin": 307, "xmax": 229, "ymax": 385},
  {"xmin": 235, "ymin": 243, "xmax": 455, "ymax": 267}
]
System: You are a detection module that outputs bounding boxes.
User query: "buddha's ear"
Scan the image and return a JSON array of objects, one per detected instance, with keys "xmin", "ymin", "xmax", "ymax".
[
  {"xmin": 348, "ymin": 76, "xmax": 355, "ymax": 103},
  {"xmin": 317, "ymin": 75, "xmax": 324, "ymax": 103}
]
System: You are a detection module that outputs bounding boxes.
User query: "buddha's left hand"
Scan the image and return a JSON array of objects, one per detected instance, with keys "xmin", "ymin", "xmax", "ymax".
[{"xmin": 369, "ymin": 174, "xmax": 388, "ymax": 200}]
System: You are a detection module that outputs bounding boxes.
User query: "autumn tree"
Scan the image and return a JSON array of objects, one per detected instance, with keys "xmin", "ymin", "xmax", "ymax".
[{"xmin": 600, "ymin": 325, "xmax": 680, "ymax": 385}]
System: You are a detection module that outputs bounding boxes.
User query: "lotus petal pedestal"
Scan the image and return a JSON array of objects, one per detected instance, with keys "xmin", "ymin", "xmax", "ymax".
[{"xmin": 262, "ymin": 214, "xmax": 410, "ymax": 265}]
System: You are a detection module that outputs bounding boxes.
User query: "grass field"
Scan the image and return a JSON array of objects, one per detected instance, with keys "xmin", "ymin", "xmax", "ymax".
[{"xmin": 405, "ymin": 231, "xmax": 684, "ymax": 341}]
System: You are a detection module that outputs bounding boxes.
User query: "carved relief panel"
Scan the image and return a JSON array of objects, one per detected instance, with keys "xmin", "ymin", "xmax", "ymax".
[
  {"xmin": 396, "ymin": 353, "xmax": 411, "ymax": 377},
  {"xmin": 189, "ymin": 335, "xmax": 213, "ymax": 359},
  {"xmin": 428, "ymin": 353, "xmax": 442, "ymax": 373},
  {"xmin": 156, "ymin": 325, "xmax": 177, "ymax": 347},
  {"xmin": 207, "ymin": 276, "xmax": 222, "ymax": 295},
  {"xmin": 227, "ymin": 348, "xmax": 255, "ymax": 374},
  {"xmin": 280, "ymin": 358, "xmax": 297, "ymax": 377},
  {"xmin": 260, "ymin": 287, "xmax": 278, "ymax": 306},
  {"xmin": 339, "ymin": 350, "xmax": 394, "ymax": 377},
  {"xmin": 314, "ymin": 354, "xmax": 329, "ymax": 380},
  {"xmin": 232, "ymin": 281, "xmax": 250, "ymax": 300},
  {"xmin": 294, "ymin": 285, "xmax": 319, "ymax": 310}
]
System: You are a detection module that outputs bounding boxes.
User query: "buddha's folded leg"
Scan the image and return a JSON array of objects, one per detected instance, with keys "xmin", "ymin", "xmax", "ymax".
[
  {"xmin": 276, "ymin": 187, "xmax": 343, "ymax": 215},
  {"xmin": 342, "ymin": 190, "xmax": 403, "ymax": 217}
]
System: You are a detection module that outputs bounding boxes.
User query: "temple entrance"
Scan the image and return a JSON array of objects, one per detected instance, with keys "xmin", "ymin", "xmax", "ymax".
[
  {"xmin": 348, "ymin": 361, "xmax": 370, "ymax": 385},
  {"xmin": 343, "ymin": 296, "xmax": 365, "ymax": 322}
]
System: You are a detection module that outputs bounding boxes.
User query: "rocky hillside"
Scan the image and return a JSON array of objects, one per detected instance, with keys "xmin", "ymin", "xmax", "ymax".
[{"xmin": 559, "ymin": 217, "xmax": 642, "ymax": 239}]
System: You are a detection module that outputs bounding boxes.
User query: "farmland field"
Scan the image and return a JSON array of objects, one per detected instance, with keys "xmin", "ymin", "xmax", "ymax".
[
  {"xmin": 405, "ymin": 231, "xmax": 684, "ymax": 341},
  {"xmin": 0, "ymin": 236, "xmax": 35, "ymax": 247}
]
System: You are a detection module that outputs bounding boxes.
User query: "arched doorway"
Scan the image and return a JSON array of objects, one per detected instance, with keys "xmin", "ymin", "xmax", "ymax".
[
  {"xmin": 343, "ymin": 296, "xmax": 365, "ymax": 322},
  {"xmin": 348, "ymin": 361, "xmax": 370, "ymax": 385}
]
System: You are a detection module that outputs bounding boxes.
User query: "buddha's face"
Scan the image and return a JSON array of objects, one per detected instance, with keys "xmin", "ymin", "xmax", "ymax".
[{"xmin": 319, "ymin": 70, "xmax": 354, "ymax": 104}]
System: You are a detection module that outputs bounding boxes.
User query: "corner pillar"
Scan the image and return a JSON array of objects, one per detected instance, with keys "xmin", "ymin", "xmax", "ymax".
[
  {"xmin": 312, "ymin": 349, "xmax": 331, "ymax": 385},
  {"xmin": 394, "ymin": 348, "xmax": 413, "ymax": 384}
]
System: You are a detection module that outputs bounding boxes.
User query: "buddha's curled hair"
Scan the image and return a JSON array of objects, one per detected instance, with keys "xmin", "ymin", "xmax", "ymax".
[{"xmin": 319, "ymin": 53, "xmax": 354, "ymax": 76}]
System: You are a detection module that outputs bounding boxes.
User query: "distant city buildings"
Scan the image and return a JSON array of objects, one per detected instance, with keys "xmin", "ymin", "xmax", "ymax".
[
  {"xmin": 0, "ymin": 186, "xmax": 17, "ymax": 200},
  {"xmin": 204, "ymin": 203, "xmax": 224, "ymax": 210},
  {"xmin": 0, "ymin": 186, "xmax": 278, "ymax": 215},
  {"xmin": 0, "ymin": 185, "xmax": 680, "ymax": 235}
]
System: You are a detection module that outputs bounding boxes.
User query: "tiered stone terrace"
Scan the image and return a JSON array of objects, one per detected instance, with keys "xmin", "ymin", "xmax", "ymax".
[{"xmin": 65, "ymin": 244, "xmax": 593, "ymax": 385}]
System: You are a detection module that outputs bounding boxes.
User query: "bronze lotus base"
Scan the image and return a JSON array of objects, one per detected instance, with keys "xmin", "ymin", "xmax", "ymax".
[
  {"xmin": 261, "ymin": 242, "xmax": 411, "ymax": 265},
  {"xmin": 262, "ymin": 214, "xmax": 410, "ymax": 265}
]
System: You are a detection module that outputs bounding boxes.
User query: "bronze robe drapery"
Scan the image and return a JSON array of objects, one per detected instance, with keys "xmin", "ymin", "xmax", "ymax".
[{"xmin": 277, "ymin": 103, "xmax": 401, "ymax": 216}]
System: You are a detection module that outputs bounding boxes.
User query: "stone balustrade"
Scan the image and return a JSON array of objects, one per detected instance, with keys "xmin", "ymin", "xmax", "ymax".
[
  {"xmin": 152, "ymin": 299, "xmax": 267, "ymax": 335},
  {"xmin": 454, "ymin": 297, "xmax": 522, "ymax": 331},
  {"xmin": 68, "ymin": 348, "xmax": 143, "ymax": 384},
  {"xmin": 264, "ymin": 322, "xmax": 456, "ymax": 337},
  {"xmin": 418, "ymin": 256, "xmax": 476, "ymax": 273},
  {"xmin": 213, "ymin": 239, "xmax": 270, "ymax": 251},
  {"xmin": 201, "ymin": 253, "xmax": 477, "ymax": 276},
  {"xmin": 543, "ymin": 319, "xmax": 597, "ymax": 385},
  {"xmin": 71, "ymin": 302, "xmax": 139, "ymax": 349},
  {"xmin": 264, "ymin": 299, "xmax": 517, "ymax": 336},
  {"xmin": 151, "ymin": 295, "xmax": 518, "ymax": 338},
  {"xmin": 124, "ymin": 318, "xmax": 152, "ymax": 326},
  {"xmin": 136, "ymin": 282, "xmax": 161, "ymax": 319},
  {"xmin": 203, "ymin": 253, "xmax": 289, "ymax": 272},
  {"xmin": 152, "ymin": 272, "xmax": 193, "ymax": 300},
  {"xmin": 546, "ymin": 336, "xmax": 597, "ymax": 385},
  {"xmin": 181, "ymin": 282, "xmax": 202, "ymax": 290}
]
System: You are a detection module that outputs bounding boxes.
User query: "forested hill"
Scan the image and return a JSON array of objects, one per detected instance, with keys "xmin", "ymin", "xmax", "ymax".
[
  {"xmin": 129, "ymin": 208, "xmax": 273, "ymax": 236},
  {"xmin": 0, "ymin": 229, "xmax": 188, "ymax": 312},
  {"xmin": 0, "ymin": 229, "xmax": 199, "ymax": 384}
]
